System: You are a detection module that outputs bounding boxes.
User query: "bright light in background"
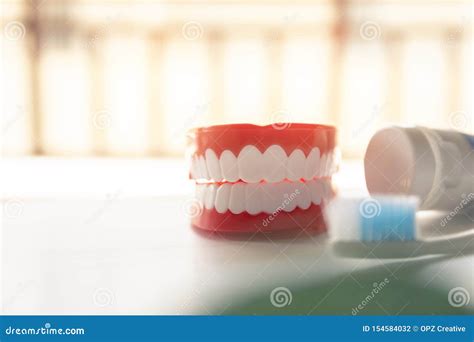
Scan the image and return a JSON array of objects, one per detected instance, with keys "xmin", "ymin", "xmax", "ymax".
[
  {"xmin": 163, "ymin": 39, "xmax": 209, "ymax": 154},
  {"xmin": 103, "ymin": 36, "xmax": 148, "ymax": 155},
  {"xmin": 0, "ymin": 1, "xmax": 472, "ymax": 159},
  {"xmin": 224, "ymin": 38, "xmax": 265, "ymax": 124},
  {"xmin": 282, "ymin": 37, "xmax": 331, "ymax": 123},
  {"xmin": 41, "ymin": 43, "xmax": 91, "ymax": 155},
  {"xmin": 340, "ymin": 40, "xmax": 387, "ymax": 156},
  {"xmin": 402, "ymin": 38, "xmax": 444, "ymax": 128},
  {"xmin": 1, "ymin": 35, "xmax": 31, "ymax": 155}
]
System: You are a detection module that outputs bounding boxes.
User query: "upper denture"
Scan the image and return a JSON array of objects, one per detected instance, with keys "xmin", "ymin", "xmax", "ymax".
[
  {"xmin": 190, "ymin": 145, "xmax": 339, "ymax": 183},
  {"xmin": 188, "ymin": 123, "xmax": 338, "ymax": 183}
]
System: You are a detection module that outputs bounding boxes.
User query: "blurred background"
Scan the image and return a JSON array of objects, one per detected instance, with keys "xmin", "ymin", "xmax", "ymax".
[
  {"xmin": 2, "ymin": 0, "xmax": 472, "ymax": 160},
  {"xmin": 1, "ymin": 1, "xmax": 473, "ymax": 316}
]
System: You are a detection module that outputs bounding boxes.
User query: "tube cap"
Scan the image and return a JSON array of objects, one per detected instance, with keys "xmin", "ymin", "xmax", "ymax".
[{"xmin": 364, "ymin": 127, "xmax": 436, "ymax": 208}]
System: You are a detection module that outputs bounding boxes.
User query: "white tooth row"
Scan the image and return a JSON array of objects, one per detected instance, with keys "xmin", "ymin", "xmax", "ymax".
[
  {"xmin": 195, "ymin": 180, "xmax": 333, "ymax": 215},
  {"xmin": 190, "ymin": 145, "xmax": 339, "ymax": 182}
]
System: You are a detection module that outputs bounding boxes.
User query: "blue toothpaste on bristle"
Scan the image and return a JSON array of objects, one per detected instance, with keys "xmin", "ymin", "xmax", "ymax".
[{"xmin": 325, "ymin": 196, "xmax": 419, "ymax": 242}]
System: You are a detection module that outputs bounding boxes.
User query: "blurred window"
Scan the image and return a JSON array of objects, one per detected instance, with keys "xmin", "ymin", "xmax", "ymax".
[{"xmin": 1, "ymin": 0, "xmax": 472, "ymax": 158}]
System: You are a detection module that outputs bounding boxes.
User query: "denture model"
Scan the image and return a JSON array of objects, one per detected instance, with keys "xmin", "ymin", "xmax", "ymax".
[{"xmin": 187, "ymin": 123, "xmax": 338, "ymax": 233}]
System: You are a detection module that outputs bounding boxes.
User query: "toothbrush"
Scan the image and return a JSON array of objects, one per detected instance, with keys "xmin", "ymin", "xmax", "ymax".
[{"xmin": 324, "ymin": 196, "xmax": 474, "ymax": 257}]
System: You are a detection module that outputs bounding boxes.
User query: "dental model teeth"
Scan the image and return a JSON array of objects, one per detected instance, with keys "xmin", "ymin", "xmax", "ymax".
[
  {"xmin": 187, "ymin": 123, "xmax": 338, "ymax": 233},
  {"xmin": 190, "ymin": 146, "xmax": 338, "ymax": 183},
  {"xmin": 194, "ymin": 179, "xmax": 332, "ymax": 215}
]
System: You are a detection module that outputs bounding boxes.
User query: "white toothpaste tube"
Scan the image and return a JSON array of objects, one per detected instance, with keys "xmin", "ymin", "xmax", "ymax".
[{"xmin": 364, "ymin": 126, "xmax": 474, "ymax": 211}]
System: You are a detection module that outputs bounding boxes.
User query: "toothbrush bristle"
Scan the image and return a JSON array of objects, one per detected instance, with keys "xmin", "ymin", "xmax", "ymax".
[{"xmin": 325, "ymin": 196, "xmax": 419, "ymax": 242}]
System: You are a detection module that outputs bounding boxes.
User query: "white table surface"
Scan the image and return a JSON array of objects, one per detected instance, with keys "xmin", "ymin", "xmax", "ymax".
[{"xmin": 1, "ymin": 158, "xmax": 473, "ymax": 314}]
